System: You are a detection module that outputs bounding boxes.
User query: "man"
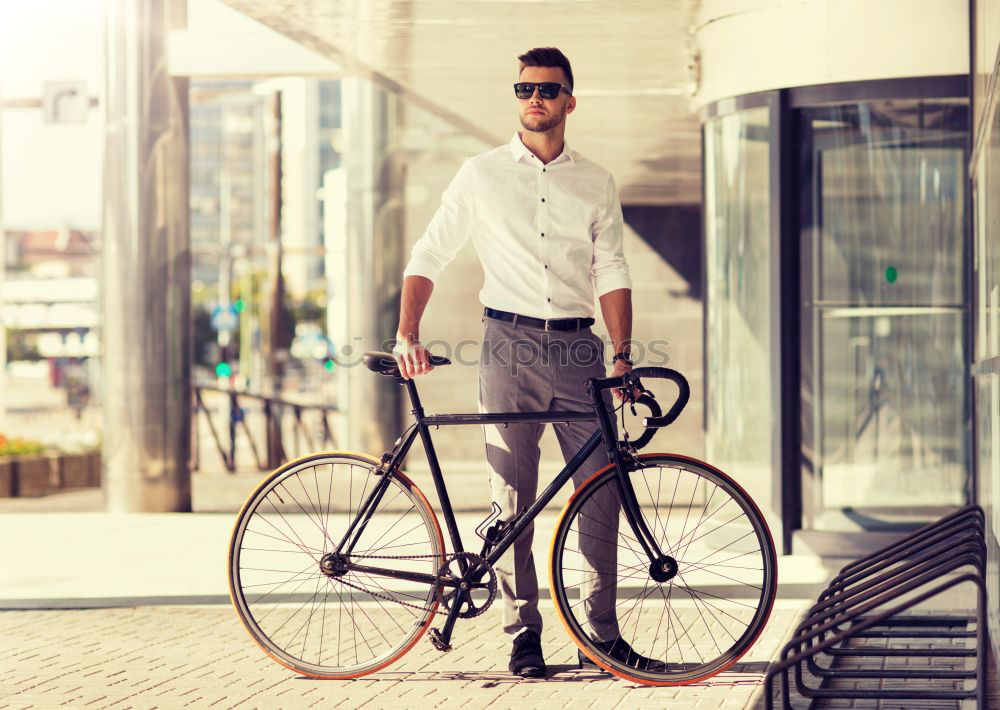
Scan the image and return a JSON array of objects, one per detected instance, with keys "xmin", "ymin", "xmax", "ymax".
[{"xmin": 393, "ymin": 47, "xmax": 642, "ymax": 678}]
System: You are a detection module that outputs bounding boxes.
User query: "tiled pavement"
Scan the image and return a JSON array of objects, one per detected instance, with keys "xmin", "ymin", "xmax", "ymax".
[{"xmin": 0, "ymin": 601, "xmax": 809, "ymax": 710}]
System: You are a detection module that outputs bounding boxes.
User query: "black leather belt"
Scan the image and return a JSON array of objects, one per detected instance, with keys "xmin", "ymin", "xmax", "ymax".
[{"xmin": 483, "ymin": 307, "xmax": 594, "ymax": 331}]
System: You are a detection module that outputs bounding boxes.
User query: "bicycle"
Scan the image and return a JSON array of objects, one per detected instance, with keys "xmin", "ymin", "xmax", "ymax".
[{"xmin": 227, "ymin": 351, "xmax": 778, "ymax": 686}]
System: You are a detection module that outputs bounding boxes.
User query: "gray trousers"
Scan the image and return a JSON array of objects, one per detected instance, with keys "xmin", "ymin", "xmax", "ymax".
[{"xmin": 478, "ymin": 313, "xmax": 620, "ymax": 641}]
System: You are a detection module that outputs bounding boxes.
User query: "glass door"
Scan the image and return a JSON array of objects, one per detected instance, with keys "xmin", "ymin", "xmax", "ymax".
[{"xmin": 799, "ymin": 99, "xmax": 971, "ymax": 530}]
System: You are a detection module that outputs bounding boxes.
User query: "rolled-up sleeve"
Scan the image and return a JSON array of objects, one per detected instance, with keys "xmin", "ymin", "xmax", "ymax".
[
  {"xmin": 402, "ymin": 158, "xmax": 476, "ymax": 283},
  {"xmin": 591, "ymin": 172, "xmax": 632, "ymax": 296}
]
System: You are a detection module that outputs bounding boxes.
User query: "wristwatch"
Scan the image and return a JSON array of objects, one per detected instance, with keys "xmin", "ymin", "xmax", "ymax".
[{"xmin": 612, "ymin": 351, "xmax": 634, "ymax": 366}]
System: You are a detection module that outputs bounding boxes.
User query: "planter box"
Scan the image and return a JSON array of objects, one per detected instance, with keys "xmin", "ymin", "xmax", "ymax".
[
  {"xmin": 85, "ymin": 450, "xmax": 102, "ymax": 487},
  {"xmin": 61, "ymin": 453, "xmax": 91, "ymax": 488},
  {"xmin": 0, "ymin": 459, "xmax": 12, "ymax": 497},
  {"xmin": 15, "ymin": 455, "xmax": 61, "ymax": 497}
]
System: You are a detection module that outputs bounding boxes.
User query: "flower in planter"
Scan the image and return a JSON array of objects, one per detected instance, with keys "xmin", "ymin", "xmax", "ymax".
[{"xmin": 0, "ymin": 436, "xmax": 46, "ymax": 458}]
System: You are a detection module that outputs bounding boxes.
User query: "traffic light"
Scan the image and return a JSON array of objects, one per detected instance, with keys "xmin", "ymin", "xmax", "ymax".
[{"xmin": 216, "ymin": 362, "xmax": 233, "ymax": 378}]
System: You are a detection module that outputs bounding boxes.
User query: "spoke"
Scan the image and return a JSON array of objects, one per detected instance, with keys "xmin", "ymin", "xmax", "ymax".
[
  {"xmin": 640, "ymin": 467, "xmax": 671, "ymax": 553},
  {"xmin": 324, "ymin": 463, "xmax": 336, "ymax": 553},
  {"xmin": 582, "ymin": 487, "xmax": 644, "ymax": 549},
  {"xmin": 570, "ymin": 574, "xmax": 657, "ymax": 614},
  {"xmin": 260, "ymin": 495, "xmax": 324, "ymax": 560},
  {"xmin": 683, "ymin": 530, "xmax": 757, "ymax": 569},
  {"xmin": 296, "ymin": 466, "xmax": 326, "ymax": 539},
  {"xmin": 618, "ymin": 572, "xmax": 652, "ymax": 654},
  {"xmin": 242, "ymin": 572, "xmax": 324, "ymax": 593},
  {"xmin": 662, "ymin": 466, "xmax": 683, "ymax": 556},
  {"xmin": 341, "ymin": 570, "xmax": 432, "ymax": 609},
  {"xmin": 264, "ymin": 575, "xmax": 329, "ymax": 640},
  {"xmin": 345, "ymin": 587, "xmax": 395, "ymax": 652},
  {"xmin": 277, "ymin": 481, "xmax": 336, "ymax": 549},
  {"xmin": 674, "ymin": 585, "xmax": 743, "ymax": 641},
  {"xmin": 357, "ymin": 511, "xmax": 423, "ymax": 557},
  {"xmin": 677, "ymin": 562, "xmax": 763, "ymax": 590},
  {"xmin": 676, "ymin": 570, "xmax": 723, "ymax": 657},
  {"xmin": 298, "ymin": 573, "xmax": 325, "ymax": 658},
  {"xmin": 675, "ymin": 481, "xmax": 720, "ymax": 562},
  {"xmin": 673, "ymin": 497, "xmax": 733, "ymax": 556},
  {"xmin": 347, "ymin": 569, "xmax": 422, "ymax": 622},
  {"xmin": 665, "ymin": 582, "xmax": 681, "ymax": 664},
  {"xmin": 247, "ymin": 516, "xmax": 322, "ymax": 559},
  {"xmin": 674, "ymin": 470, "xmax": 699, "ymax": 565},
  {"xmin": 245, "ymin": 559, "xmax": 319, "ymax": 604},
  {"xmin": 558, "ymin": 559, "xmax": 647, "ymax": 583},
  {"xmin": 561, "ymin": 563, "xmax": 651, "ymax": 595},
  {"xmin": 671, "ymin": 581, "xmax": 760, "ymax": 611},
  {"xmin": 352, "ymin": 539, "xmax": 435, "ymax": 554},
  {"xmin": 675, "ymin": 509, "xmax": 747, "ymax": 559},
  {"xmin": 318, "ymin": 574, "xmax": 330, "ymax": 666},
  {"xmin": 250, "ymin": 564, "xmax": 325, "ymax": 621},
  {"xmin": 573, "ymin": 513, "xmax": 647, "ymax": 558},
  {"xmin": 656, "ymin": 583, "xmax": 704, "ymax": 664}
]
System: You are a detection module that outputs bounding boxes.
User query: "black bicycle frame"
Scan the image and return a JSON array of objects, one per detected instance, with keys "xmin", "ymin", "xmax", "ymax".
[{"xmin": 332, "ymin": 374, "xmax": 667, "ymax": 582}]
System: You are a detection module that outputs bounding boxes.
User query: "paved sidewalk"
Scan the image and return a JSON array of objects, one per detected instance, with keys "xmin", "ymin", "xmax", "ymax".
[
  {"xmin": 0, "ymin": 600, "xmax": 809, "ymax": 709},
  {"xmin": 0, "ymin": 512, "xmax": 828, "ymax": 708}
]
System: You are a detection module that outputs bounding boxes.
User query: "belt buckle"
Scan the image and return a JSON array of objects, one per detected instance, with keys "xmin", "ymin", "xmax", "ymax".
[{"xmin": 544, "ymin": 319, "xmax": 553, "ymax": 331}]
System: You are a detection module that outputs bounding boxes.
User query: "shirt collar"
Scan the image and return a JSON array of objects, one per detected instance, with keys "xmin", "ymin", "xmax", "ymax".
[{"xmin": 509, "ymin": 132, "xmax": 575, "ymax": 165}]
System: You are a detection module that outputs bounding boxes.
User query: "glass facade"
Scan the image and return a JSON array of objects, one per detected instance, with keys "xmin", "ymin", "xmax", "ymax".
[
  {"xmin": 704, "ymin": 85, "xmax": 973, "ymax": 548},
  {"xmin": 798, "ymin": 100, "xmax": 971, "ymax": 525},
  {"xmin": 704, "ymin": 107, "xmax": 776, "ymax": 523}
]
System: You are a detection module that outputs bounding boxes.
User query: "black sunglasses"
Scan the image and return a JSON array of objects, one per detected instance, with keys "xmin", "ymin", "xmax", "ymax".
[{"xmin": 514, "ymin": 82, "xmax": 572, "ymax": 100}]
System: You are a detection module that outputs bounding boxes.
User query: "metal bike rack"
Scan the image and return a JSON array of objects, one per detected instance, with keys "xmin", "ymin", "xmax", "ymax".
[{"xmin": 764, "ymin": 505, "xmax": 989, "ymax": 709}]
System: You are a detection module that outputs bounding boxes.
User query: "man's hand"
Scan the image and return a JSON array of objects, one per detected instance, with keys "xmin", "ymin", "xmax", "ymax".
[
  {"xmin": 392, "ymin": 333, "xmax": 434, "ymax": 380},
  {"xmin": 611, "ymin": 359, "xmax": 641, "ymax": 402}
]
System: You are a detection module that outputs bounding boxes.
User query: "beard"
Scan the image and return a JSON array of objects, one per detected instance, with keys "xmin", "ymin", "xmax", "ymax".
[{"xmin": 519, "ymin": 107, "xmax": 565, "ymax": 133}]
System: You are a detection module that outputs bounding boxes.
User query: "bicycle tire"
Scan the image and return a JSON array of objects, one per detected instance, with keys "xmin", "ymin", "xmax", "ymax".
[
  {"xmin": 228, "ymin": 451, "xmax": 445, "ymax": 678},
  {"xmin": 549, "ymin": 452, "xmax": 778, "ymax": 686}
]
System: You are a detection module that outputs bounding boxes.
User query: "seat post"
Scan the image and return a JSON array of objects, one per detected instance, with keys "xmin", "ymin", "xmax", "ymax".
[{"xmin": 404, "ymin": 378, "xmax": 425, "ymax": 421}]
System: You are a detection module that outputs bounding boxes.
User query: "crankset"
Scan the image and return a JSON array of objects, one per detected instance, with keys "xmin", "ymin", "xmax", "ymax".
[{"xmin": 437, "ymin": 552, "xmax": 498, "ymax": 619}]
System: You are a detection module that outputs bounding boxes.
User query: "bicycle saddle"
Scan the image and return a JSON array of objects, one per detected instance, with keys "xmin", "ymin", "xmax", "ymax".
[{"xmin": 362, "ymin": 351, "xmax": 451, "ymax": 380}]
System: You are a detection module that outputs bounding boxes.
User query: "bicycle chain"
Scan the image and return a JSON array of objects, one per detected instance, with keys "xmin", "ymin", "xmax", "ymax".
[{"xmin": 324, "ymin": 550, "xmax": 485, "ymax": 614}]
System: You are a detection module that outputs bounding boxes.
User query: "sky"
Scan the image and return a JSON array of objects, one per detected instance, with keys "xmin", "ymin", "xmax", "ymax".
[{"xmin": 1, "ymin": 0, "xmax": 108, "ymax": 231}]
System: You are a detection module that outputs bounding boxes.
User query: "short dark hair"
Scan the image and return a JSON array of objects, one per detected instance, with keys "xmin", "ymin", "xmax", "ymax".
[{"xmin": 517, "ymin": 47, "xmax": 574, "ymax": 93}]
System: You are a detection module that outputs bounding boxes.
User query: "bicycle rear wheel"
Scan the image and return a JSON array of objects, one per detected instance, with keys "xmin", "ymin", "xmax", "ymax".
[
  {"xmin": 228, "ymin": 451, "xmax": 445, "ymax": 678},
  {"xmin": 549, "ymin": 452, "xmax": 777, "ymax": 686}
]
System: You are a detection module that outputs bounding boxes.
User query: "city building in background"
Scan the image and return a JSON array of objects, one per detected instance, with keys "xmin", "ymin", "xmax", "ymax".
[{"xmin": 0, "ymin": 0, "xmax": 997, "ymax": 663}]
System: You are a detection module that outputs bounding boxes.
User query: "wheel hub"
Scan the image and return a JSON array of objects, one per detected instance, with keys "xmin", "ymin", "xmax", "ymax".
[
  {"xmin": 319, "ymin": 552, "xmax": 349, "ymax": 578},
  {"xmin": 648, "ymin": 555, "xmax": 678, "ymax": 583}
]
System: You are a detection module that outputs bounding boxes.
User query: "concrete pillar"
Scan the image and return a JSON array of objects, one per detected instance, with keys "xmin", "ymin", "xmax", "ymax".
[
  {"xmin": 340, "ymin": 77, "xmax": 404, "ymax": 454},
  {"xmin": 102, "ymin": 0, "xmax": 192, "ymax": 511}
]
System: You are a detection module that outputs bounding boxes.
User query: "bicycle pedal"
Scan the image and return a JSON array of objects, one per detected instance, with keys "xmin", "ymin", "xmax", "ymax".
[{"xmin": 428, "ymin": 628, "xmax": 452, "ymax": 652}]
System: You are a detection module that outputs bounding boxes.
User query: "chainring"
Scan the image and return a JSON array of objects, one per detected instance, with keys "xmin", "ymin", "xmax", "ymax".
[{"xmin": 437, "ymin": 552, "xmax": 498, "ymax": 619}]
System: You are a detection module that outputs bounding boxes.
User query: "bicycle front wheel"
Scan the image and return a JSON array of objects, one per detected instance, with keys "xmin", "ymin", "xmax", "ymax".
[
  {"xmin": 549, "ymin": 453, "xmax": 777, "ymax": 686},
  {"xmin": 228, "ymin": 451, "xmax": 445, "ymax": 678}
]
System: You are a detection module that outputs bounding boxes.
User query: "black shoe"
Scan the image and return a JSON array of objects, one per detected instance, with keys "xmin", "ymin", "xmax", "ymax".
[
  {"xmin": 509, "ymin": 629, "xmax": 546, "ymax": 678},
  {"xmin": 578, "ymin": 638, "xmax": 667, "ymax": 673}
]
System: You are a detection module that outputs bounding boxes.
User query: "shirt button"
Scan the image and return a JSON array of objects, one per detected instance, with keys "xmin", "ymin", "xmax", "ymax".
[
  {"xmin": 543, "ymin": 168, "xmax": 546, "ymax": 172},
  {"xmin": 544, "ymin": 264, "xmax": 548, "ymax": 269},
  {"xmin": 547, "ymin": 298, "xmax": 551, "ymax": 302},
  {"xmin": 541, "ymin": 198, "xmax": 545, "ymax": 203}
]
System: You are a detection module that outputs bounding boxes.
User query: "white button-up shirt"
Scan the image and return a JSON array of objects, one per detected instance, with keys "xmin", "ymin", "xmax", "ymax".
[{"xmin": 402, "ymin": 132, "xmax": 631, "ymax": 319}]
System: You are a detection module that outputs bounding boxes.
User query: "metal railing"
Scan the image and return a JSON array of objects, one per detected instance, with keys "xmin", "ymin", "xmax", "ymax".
[
  {"xmin": 764, "ymin": 505, "xmax": 988, "ymax": 708},
  {"xmin": 192, "ymin": 384, "xmax": 339, "ymax": 473}
]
